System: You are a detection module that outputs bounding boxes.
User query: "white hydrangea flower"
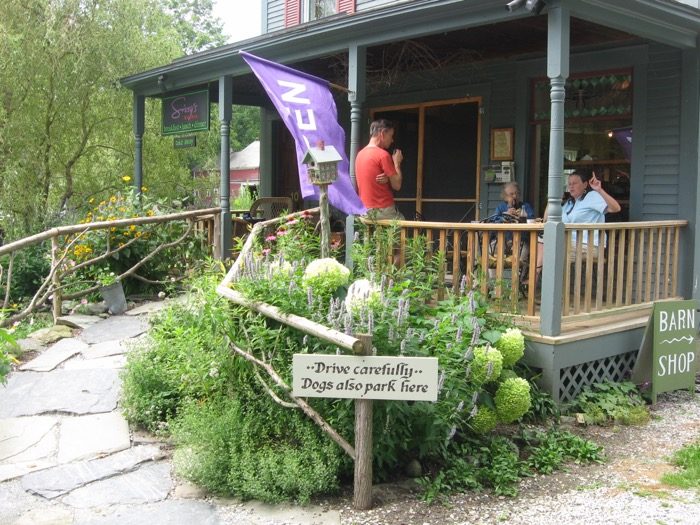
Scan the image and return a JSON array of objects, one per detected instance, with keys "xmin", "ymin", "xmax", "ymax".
[
  {"xmin": 302, "ymin": 258, "xmax": 351, "ymax": 295},
  {"xmin": 345, "ymin": 278, "xmax": 380, "ymax": 312}
]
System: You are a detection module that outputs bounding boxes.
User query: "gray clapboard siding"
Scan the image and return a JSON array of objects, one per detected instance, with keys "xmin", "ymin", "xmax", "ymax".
[{"xmin": 642, "ymin": 45, "xmax": 682, "ymax": 220}]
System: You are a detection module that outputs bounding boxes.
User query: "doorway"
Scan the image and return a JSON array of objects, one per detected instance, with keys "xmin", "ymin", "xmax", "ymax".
[{"xmin": 372, "ymin": 97, "xmax": 482, "ymax": 222}]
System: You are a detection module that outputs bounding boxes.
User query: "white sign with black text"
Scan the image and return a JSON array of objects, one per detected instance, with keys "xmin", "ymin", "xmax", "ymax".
[{"xmin": 292, "ymin": 354, "xmax": 439, "ymax": 401}]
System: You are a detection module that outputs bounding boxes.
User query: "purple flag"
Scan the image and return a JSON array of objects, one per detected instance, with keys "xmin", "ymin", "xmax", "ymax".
[{"xmin": 241, "ymin": 51, "xmax": 366, "ymax": 216}]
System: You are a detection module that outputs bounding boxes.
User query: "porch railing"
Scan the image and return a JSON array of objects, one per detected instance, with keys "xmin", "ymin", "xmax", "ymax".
[
  {"xmin": 562, "ymin": 221, "xmax": 687, "ymax": 319},
  {"xmin": 363, "ymin": 218, "xmax": 687, "ymax": 322},
  {"xmin": 361, "ymin": 219, "xmax": 545, "ymax": 318}
]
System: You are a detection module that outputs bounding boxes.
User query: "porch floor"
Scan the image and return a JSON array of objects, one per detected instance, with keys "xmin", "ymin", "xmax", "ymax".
[{"xmin": 517, "ymin": 307, "xmax": 652, "ymax": 344}]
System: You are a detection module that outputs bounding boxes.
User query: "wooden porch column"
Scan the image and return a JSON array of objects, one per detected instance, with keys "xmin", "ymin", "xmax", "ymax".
[
  {"xmin": 686, "ymin": 40, "xmax": 700, "ymax": 303},
  {"xmin": 540, "ymin": 2, "xmax": 569, "ymax": 337},
  {"xmin": 346, "ymin": 45, "xmax": 366, "ymax": 269},
  {"xmin": 348, "ymin": 44, "xmax": 366, "ymax": 192},
  {"xmin": 219, "ymin": 75, "xmax": 233, "ymax": 260},
  {"xmin": 133, "ymin": 93, "xmax": 145, "ymax": 195}
]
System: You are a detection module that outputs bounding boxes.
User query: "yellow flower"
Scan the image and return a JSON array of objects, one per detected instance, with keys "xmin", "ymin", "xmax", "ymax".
[
  {"xmin": 89, "ymin": 198, "xmax": 95, "ymax": 204},
  {"xmin": 146, "ymin": 210, "xmax": 155, "ymax": 217},
  {"xmin": 110, "ymin": 227, "xmax": 116, "ymax": 232},
  {"xmin": 110, "ymin": 196, "xmax": 117, "ymax": 203},
  {"xmin": 122, "ymin": 176, "xmax": 131, "ymax": 183},
  {"xmin": 129, "ymin": 225, "xmax": 137, "ymax": 231},
  {"xmin": 118, "ymin": 207, "xmax": 126, "ymax": 212},
  {"xmin": 141, "ymin": 186, "xmax": 148, "ymax": 192}
]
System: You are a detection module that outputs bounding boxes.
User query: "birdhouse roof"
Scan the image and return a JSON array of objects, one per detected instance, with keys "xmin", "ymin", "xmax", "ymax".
[{"xmin": 302, "ymin": 145, "xmax": 343, "ymax": 165}]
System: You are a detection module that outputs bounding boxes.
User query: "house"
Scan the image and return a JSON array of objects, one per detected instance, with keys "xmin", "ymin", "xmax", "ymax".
[
  {"xmin": 120, "ymin": 0, "xmax": 700, "ymax": 401},
  {"xmin": 230, "ymin": 140, "xmax": 261, "ymax": 195}
]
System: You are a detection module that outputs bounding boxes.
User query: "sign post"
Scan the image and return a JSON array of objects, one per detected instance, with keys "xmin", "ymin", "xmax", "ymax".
[
  {"xmin": 632, "ymin": 300, "xmax": 697, "ymax": 402},
  {"xmin": 293, "ymin": 346, "xmax": 439, "ymax": 510}
]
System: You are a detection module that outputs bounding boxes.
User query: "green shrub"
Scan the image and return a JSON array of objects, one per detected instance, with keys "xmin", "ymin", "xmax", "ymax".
[
  {"xmin": 121, "ymin": 272, "xmax": 238, "ymax": 432},
  {"xmin": 1, "ymin": 243, "xmax": 50, "ymax": 301},
  {"xmin": 124, "ymin": 222, "xmax": 552, "ymax": 503},
  {"xmin": 172, "ymin": 397, "xmax": 343, "ymax": 503}
]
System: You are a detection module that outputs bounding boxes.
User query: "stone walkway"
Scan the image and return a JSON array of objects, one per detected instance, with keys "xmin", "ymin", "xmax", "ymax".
[{"xmin": 0, "ymin": 302, "xmax": 338, "ymax": 525}]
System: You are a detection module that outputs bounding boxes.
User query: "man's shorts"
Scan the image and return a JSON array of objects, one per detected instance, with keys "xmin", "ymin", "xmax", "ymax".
[{"xmin": 365, "ymin": 206, "xmax": 405, "ymax": 220}]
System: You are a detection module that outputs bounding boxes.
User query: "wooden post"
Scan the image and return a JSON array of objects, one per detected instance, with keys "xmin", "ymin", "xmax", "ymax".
[
  {"xmin": 353, "ymin": 333, "xmax": 373, "ymax": 510},
  {"xmin": 50, "ymin": 237, "xmax": 62, "ymax": 322},
  {"xmin": 319, "ymin": 184, "xmax": 331, "ymax": 258}
]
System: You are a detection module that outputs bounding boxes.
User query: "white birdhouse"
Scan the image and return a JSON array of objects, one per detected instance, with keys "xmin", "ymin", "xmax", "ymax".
[{"xmin": 302, "ymin": 140, "xmax": 342, "ymax": 185}]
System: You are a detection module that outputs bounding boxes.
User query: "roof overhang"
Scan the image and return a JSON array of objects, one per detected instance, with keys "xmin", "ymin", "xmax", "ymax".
[{"xmin": 120, "ymin": 0, "xmax": 700, "ymax": 97}]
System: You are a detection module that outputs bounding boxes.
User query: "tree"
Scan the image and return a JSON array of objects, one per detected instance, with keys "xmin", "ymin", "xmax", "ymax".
[{"xmin": 0, "ymin": 0, "xmax": 234, "ymax": 239}]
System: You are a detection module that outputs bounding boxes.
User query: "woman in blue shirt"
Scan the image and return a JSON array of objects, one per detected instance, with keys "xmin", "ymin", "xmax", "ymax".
[{"xmin": 531, "ymin": 171, "xmax": 620, "ymax": 284}]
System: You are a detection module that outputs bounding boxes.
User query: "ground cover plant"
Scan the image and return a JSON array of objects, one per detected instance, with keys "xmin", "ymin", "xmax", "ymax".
[
  {"xmin": 122, "ymin": 215, "xmax": 603, "ymax": 503},
  {"xmin": 567, "ymin": 380, "xmax": 650, "ymax": 426}
]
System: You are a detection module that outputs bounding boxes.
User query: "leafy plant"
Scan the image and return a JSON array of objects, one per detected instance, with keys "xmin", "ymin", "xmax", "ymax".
[
  {"xmin": 0, "ymin": 327, "xmax": 20, "ymax": 385},
  {"xmin": 95, "ymin": 267, "xmax": 118, "ymax": 286},
  {"xmin": 568, "ymin": 381, "xmax": 649, "ymax": 426}
]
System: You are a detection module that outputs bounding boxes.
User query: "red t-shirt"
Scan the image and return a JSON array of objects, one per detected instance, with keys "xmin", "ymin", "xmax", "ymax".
[{"xmin": 355, "ymin": 146, "xmax": 398, "ymax": 209}]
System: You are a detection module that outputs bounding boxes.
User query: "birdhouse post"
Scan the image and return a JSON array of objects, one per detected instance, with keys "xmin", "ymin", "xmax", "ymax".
[{"xmin": 302, "ymin": 140, "xmax": 342, "ymax": 258}]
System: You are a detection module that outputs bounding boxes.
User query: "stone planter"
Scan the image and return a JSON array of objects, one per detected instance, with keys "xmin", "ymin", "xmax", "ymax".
[{"xmin": 99, "ymin": 281, "xmax": 127, "ymax": 315}]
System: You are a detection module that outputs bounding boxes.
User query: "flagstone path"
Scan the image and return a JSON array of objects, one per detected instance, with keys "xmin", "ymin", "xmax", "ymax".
[{"xmin": 0, "ymin": 301, "xmax": 338, "ymax": 525}]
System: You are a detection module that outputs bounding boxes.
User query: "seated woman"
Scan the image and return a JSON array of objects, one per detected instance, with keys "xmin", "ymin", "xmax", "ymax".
[
  {"xmin": 495, "ymin": 182, "xmax": 535, "ymax": 222},
  {"xmin": 531, "ymin": 170, "xmax": 621, "ymax": 284}
]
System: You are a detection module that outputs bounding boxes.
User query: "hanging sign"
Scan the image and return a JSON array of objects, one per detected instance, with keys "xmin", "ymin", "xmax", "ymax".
[
  {"xmin": 173, "ymin": 135, "xmax": 197, "ymax": 149},
  {"xmin": 632, "ymin": 300, "xmax": 697, "ymax": 402},
  {"xmin": 161, "ymin": 90, "xmax": 209, "ymax": 135},
  {"xmin": 293, "ymin": 354, "xmax": 438, "ymax": 401}
]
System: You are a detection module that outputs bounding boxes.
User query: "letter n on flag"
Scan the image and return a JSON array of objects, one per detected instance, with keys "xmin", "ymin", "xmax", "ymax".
[{"xmin": 240, "ymin": 51, "xmax": 366, "ymax": 216}]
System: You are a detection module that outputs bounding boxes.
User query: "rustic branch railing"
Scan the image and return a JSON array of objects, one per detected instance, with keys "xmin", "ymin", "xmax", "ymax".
[
  {"xmin": 562, "ymin": 220, "xmax": 687, "ymax": 319},
  {"xmin": 0, "ymin": 207, "xmax": 221, "ymax": 327}
]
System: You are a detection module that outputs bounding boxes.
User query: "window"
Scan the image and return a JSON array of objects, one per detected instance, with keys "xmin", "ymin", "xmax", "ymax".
[
  {"xmin": 530, "ymin": 70, "xmax": 633, "ymax": 221},
  {"xmin": 303, "ymin": 0, "xmax": 336, "ymax": 22}
]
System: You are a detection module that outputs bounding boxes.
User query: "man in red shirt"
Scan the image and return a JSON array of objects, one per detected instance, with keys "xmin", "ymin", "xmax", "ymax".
[{"xmin": 356, "ymin": 119, "xmax": 404, "ymax": 219}]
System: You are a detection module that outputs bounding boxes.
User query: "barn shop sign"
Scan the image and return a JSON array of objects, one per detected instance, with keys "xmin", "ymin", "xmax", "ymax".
[{"xmin": 632, "ymin": 300, "xmax": 698, "ymax": 402}]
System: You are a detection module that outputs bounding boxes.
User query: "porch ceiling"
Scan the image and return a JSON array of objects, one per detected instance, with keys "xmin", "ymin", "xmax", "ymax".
[{"xmin": 120, "ymin": 0, "xmax": 699, "ymax": 100}]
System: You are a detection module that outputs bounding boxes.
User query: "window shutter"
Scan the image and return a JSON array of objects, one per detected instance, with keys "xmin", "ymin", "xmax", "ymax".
[
  {"xmin": 337, "ymin": 0, "xmax": 356, "ymax": 14},
  {"xmin": 285, "ymin": 0, "xmax": 301, "ymax": 27}
]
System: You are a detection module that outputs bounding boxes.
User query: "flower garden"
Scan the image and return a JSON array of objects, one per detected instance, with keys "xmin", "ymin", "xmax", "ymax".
[{"xmin": 120, "ymin": 212, "xmax": 606, "ymax": 504}]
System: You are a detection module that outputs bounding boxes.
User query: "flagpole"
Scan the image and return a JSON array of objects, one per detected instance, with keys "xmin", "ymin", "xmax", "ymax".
[{"xmin": 329, "ymin": 82, "xmax": 354, "ymax": 95}]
